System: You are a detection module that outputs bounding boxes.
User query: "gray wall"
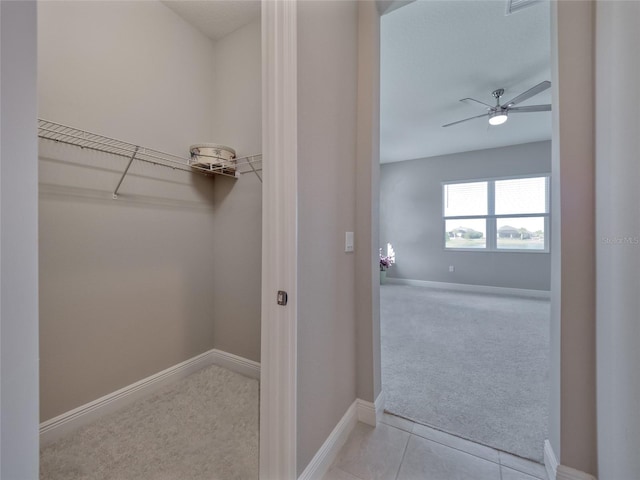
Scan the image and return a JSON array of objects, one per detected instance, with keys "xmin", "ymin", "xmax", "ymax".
[
  {"xmin": 0, "ymin": 2, "xmax": 40, "ymax": 477},
  {"xmin": 595, "ymin": 2, "xmax": 640, "ymax": 478},
  {"xmin": 38, "ymin": 1, "xmax": 261, "ymax": 421},
  {"xmin": 209, "ymin": 18, "xmax": 262, "ymax": 363},
  {"xmin": 551, "ymin": 1, "xmax": 597, "ymax": 475},
  {"xmin": 380, "ymin": 141, "xmax": 551, "ymax": 291},
  {"xmin": 296, "ymin": 0, "xmax": 359, "ymax": 474}
]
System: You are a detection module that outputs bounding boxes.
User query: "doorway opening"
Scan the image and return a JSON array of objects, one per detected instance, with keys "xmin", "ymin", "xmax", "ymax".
[{"xmin": 379, "ymin": 0, "xmax": 551, "ymax": 464}]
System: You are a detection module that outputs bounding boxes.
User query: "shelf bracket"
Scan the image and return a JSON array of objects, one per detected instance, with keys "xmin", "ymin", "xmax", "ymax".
[
  {"xmin": 247, "ymin": 155, "xmax": 262, "ymax": 183},
  {"xmin": 113, "ymin": 146, "xmax": 139, "ymax": 199}
]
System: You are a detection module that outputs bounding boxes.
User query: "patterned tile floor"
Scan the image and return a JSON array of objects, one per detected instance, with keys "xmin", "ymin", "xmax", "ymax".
[{"xmin": 323, "ymin": 413, "xmax": 549, "ymax": 480}]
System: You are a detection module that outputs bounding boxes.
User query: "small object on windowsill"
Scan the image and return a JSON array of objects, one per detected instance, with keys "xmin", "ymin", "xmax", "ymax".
[{"xmin": 379, "ymin": 247, "xmax": 395, "ymax": 272}]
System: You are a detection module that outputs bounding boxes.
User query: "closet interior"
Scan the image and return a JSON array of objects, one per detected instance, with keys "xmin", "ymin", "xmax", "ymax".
[{"xmin": 37, "ymin": 1, "xmax": 262, "ymax": 478}]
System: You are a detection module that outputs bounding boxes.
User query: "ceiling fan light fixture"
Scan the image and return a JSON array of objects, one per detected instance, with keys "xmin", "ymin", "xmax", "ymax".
[
  {"xmin": 489, "ymin": 111, "xmax": 508, "ymax": 126},
  {"xmin": 442, "ymin": 81, "xmax": 551, "ymax": 128}
]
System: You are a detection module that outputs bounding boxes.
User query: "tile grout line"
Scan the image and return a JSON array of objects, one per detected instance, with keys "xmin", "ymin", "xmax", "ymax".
[
  {"xmin": 385, "ymin": 418, "xmax": 546, "ymax": 480},
  {"xmin": 380, "ymin": 419, "xmax": 414, "ymax": 435},
  {"xmin": 392, "ymin": 431, "xmax": 412, "ymax": 480},
  {"xmin": 384, "ymin": 414, "xmax": 505, "ymax": 465},
  {"xmin": 335, "ymin": 466, "xmax": 365, "ymax": 480},
  {"xmin": 408, "ymin": 419, "xmax": 546, "ymax": 472},
  {"xmin": 410, "ymin": 430, "xmax": 501, "ymax": 465},
  {"xmin": 382, "ymin": 418, "xmax": 499, "ymax": 465}
]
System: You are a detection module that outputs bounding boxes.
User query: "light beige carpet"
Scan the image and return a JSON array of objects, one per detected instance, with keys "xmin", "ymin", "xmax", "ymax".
[
  {"xmin": 381, "ymin": 285, "xmax": 549, "ymax": 463},
  {"xmin": 40, "ymin": 364, "xmax": 259, "ymax": 480}
]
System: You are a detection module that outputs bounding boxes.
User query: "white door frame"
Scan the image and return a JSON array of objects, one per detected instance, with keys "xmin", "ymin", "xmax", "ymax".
[
  {"xmin": 260, "ymin": 1, "xmax": 298, "ymax": 478},
  {"xmin": 0, "ymin": 2, "xmax": 40, "ymax": 478}
]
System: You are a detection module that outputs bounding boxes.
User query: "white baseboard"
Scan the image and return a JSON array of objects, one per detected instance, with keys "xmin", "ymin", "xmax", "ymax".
[
  {"xmin": 298, "ymin": 401, "xmax": 359, "ymax": 480},
  {"xmin": 40, "ymin": 348, "xmax": 260, "ymax": 446},
  {"xmin": 298, "ymin": 392, "xmax": 385, "ymax": 480},
  {"xmin": 556, "ymin": 465, "xmax": 597, "ymax": 480},
  {"xmin": 374, "ymin": 390, "xmax": 385, "ymax": 424},
  {"xmin": 385, "ymin": 277, "xmax": 550, "ymax": 299},
  {"xmin": 543, "ymin": 439, "xmax": 597, "ymax": 480},
  {"xmin": 356, "ymin": 390, "xmax": 385, "ymax": 427},
  {"xmin": 209, "ymin": 349, "xmax": 260, "ymax": 380},
  {"xmin": 545, "ymin": 440, "xmax": 559, "ymax": 480}
]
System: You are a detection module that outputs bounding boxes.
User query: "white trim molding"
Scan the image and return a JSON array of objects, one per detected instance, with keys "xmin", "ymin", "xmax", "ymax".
[
  {"xmin": 385, "ymin": 277, "xmax": 551, "ymax": 299},
  {"xmin": 210, "ymin": 349, "xmax": 260, "ymax": 380},
  {"xmin": 375, "ymin": 390, "xmax": 385, "ymax": 424},
  {"xmin": 544, "ymin": 440, "xmax": 598, "ymax": 480},
  {"xmin": 39, "ymin": 348, "xmax": 260, "ymax": 446},
  {"xmin": 356, "ymin": 390, "xmax": 385, "ymax": 427},
  {"xmin": 544, "ymin": 439, "xmax": 559, "ymax": 480},
  {"xmin": 297, "ymin": 402, "xmax": 358, "ymax": 480},
  {"xmin": 556, "ymin": 465, "xmax": 597, "ymax": 480},
  {"xmin": 355, "ymin": 399, "xmax": 376, "ymax": 427},
  {"xmin": 260, "ymin": 0, "xmax": 298, "ymax": 478}
]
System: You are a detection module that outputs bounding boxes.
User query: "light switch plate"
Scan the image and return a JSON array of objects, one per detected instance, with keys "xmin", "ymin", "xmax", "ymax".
[{"xmin": 345, "ymin": 232, "xmax": 354, "ymax": 252}]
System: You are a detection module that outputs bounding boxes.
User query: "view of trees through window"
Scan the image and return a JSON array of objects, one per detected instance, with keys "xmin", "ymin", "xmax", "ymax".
[{"xmin": 443, "ymin": 176, "xmax": 549, "ymax": 251}]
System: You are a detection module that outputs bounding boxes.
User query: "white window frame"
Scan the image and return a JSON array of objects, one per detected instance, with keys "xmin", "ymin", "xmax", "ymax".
[{"xmin": 443, "ymin": 174, "xmax": 551, "ymax": 253}]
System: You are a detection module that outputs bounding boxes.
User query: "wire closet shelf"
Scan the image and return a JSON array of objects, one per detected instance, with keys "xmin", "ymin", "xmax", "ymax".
[{"xmin": 38, "ymin": 119, "xmax": 263, "ymax": 198}]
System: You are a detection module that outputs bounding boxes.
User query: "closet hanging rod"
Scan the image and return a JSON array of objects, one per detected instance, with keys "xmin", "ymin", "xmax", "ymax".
[{"xmin": 38, "ymin": 119, "xmax": 263, "ymax": 196}]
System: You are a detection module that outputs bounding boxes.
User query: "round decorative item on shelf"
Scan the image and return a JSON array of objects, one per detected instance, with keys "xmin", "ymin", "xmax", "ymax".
[{"xmin": 189, "ymin": 143, "xmax": 236, "ymax": 175}]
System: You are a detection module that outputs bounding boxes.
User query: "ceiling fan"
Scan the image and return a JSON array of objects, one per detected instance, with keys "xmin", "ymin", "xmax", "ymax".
[{"xmin": 442, "ymin": 80, "xmax": 551, "ymax": 128}]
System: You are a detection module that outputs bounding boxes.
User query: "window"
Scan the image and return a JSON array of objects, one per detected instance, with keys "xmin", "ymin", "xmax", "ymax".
[{"xmin": 443, "ymin": 175, "xmax": 549, "ymax": 252}]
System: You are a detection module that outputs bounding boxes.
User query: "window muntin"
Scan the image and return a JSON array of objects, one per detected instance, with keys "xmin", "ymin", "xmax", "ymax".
[{"xmin": 443, "ymin": 175, "xmax": 549, "ymax": 252}]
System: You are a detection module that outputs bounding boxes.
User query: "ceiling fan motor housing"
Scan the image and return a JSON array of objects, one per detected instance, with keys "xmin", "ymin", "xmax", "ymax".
[{"xmin": 492, "ymin": 88, "xmax": 505, "ymax": 101}]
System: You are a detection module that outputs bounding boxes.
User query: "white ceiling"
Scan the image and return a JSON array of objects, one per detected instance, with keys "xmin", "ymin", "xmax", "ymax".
[
  {"xmin": 162, "ymin": 0, "xmax": 260, "ymax": 42},
  {"xmin": 380, "ymin": 0, "xmax": 551, "ymax": 163}
]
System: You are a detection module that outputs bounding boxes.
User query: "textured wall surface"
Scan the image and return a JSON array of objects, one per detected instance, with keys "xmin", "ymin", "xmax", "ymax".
[
  {"xmin": 209, "ymin": 18, "xmax": 262, "ymax": 363},
  {"xmin": 296, "ymin": 0, "xmax": 359, "ymax": 474}
]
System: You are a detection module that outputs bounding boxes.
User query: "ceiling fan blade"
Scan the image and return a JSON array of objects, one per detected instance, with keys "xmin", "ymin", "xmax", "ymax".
[
  {"xmin": 508, "ymin": 104, "xmax": 551, "ymax": 113},
  {"xmin": 442, "ymin": 113, "xmax": 490, "ymax": 128},
  {"xmin": 460, "ymin": 97, "xmax": 493, "ymax": 109},
  {"xmin": 504, "ymin": 81, "xmax": 551, "ymax": 107}
]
